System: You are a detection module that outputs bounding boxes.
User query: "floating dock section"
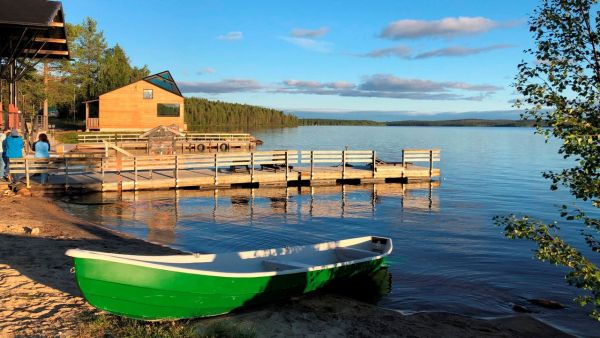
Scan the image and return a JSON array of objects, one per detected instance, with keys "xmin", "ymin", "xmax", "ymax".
[{"xmin": 11, "ymin": 149, "xmax": 440, "ymax": 193}]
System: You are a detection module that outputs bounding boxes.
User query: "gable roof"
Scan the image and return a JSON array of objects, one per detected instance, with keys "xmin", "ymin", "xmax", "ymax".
[
  {"xmin": 143, "ymin": 71, "xmax": 182, "ymax": 97},
  {"xmin": 139, "ymin": 125, "xmax": 185, "ymax": 138}
]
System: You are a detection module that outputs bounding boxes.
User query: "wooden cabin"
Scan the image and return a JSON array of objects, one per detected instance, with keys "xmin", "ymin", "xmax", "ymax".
[{"xmin": 85, "ymin": 71, "xmax": 186, "ymax": 131}]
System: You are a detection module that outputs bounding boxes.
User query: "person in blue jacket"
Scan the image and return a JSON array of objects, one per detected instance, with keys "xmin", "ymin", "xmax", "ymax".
[
  {"xmin": 5, "ymin": 129, "xmax": 24, "ymax": 182},
  {"xmin": 33, "ymin": 133, "xmax": 50, "ymax": 184}
]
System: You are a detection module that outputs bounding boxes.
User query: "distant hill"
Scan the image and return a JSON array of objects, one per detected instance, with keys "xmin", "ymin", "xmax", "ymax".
[
  {"xmin": 299, "ymin": 118, "xmax": 536, "ymax": 127},
  {"xmin": 386, "ymin": 119, "xmax": 537, "ymax": 127},
  {"xmin": 185, "ymin": 97, "xmax": 299, "ymax": 130},
  {"xmin": 292, "ymin": 110, "xmax": 523, "ymax": 122},
  {"xmin": 300, "ymin": 118, "xmax": 385, "ymax": 126}
]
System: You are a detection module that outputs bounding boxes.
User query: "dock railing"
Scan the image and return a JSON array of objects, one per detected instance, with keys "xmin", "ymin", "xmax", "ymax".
[
  {"xmin": 77, "ymin": 132, "xmax": 253, "ymax": 144},
  {"xmin": 9, "ymin": 149, "xmax": 440, "ymax": 189},
  {"xmin": 402, "ymin": 149, "xmax": 441, "ymax": 177}
]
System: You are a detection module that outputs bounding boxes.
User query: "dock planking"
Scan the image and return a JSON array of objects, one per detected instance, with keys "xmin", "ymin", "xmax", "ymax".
[{"xmin": 10, "ymin": 149, "xmax": 440, "ymax": 193}]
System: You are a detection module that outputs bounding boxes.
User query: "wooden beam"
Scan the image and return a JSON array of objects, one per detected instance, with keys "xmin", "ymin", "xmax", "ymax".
[
  {"xmin": 34, "ymin": 37, "xmax": 67, "ymax": 44},
  {"xmin": 49, "ymin": 22, "xmax": 64, "ymax": 27},
  {"xmin": 22, "ymin": 49, "xmax": 68, "ymax": 56}
]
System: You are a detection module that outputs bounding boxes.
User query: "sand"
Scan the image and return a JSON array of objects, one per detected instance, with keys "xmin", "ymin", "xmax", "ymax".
[{"xmin": 0, "ymin": 194, "xmax": 573, "ymax": 337}]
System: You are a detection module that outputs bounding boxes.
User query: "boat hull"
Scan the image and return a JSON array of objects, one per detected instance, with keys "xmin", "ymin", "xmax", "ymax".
[{"xmin": 72, "ymin": 256, "xmax": 386, "ymax": 320}]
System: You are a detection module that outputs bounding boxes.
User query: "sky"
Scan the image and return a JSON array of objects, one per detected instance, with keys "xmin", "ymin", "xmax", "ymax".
[{"xmin": 62, "ymin": 0, "xmax": 539, "ymax": 117}]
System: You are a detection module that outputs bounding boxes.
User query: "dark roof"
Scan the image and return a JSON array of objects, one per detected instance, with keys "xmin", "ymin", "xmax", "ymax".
[
  {"xmin": 143, "ymin": 71, "xmax": 183, "ymax": 97},
  {"xmin": 95, "ymin": 71, "xmax": 183, "ymax": 98},
  {"xmin": 0, "ymin": 0, "xmax": 69, "ymax": 60},
  {"xmin": 0, "ymin": 0, "xmax": 61, "ymax": 27}
]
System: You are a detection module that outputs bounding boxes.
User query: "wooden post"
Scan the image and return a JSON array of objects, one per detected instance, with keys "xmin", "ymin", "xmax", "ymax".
[
  {"xmin": 372, "ymin": 150, "xmax": 376, "ymax": 178},
  {"xmin": 85, "ymin": 101, "xmax": 89, "ymax": 131},
  {"xmin": 429, "ymin": 150, "xmax": 433, "ymax": 177},
  {"xmin": 402, "ymin": 149, "xmax": 406, "ymax": 168},
  {"xmin": 250, "ymin": 152, "xmax": 255, "ymax": 183},
  {"xmin": 64, "ymin": 158, "xmax": 69, "ymax": 190},
  {"xmin": 342, "ymin": 150, "xmax": 346, "ymax": 180},
  {"xmin": 116, "ymin": 155, "xmax": 122, "ymax": 192},
  {"xmin": 310, "ymin": 151, "xmax": 314, "ymax": 181},
  {"xmin": 174, "ymin": 155, "xmax": 179, "ymax": 188},
  {"xmin": 101, "ymin": 157, "xmax": 105, "ymax": 182},
  {"xmin": 133, "ymin": 156, "xmax": 138, "ymax": 190},
  {"xmin": 43, "ymin": 61, "xmax": 48, "ymax": 131},
  {"xmin": 285, "ymin": 151, "xmax": 289, "ymax": 182},
  {"xmin": 25, "ymin": 158, "xmax": 30, "ymax": 188},
  {"xmin": 214, "ymin": 153, "xmax": 218, "ymax": 186}
]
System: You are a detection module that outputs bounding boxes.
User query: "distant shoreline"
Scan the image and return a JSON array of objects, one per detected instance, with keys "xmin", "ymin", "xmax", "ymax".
[{"xmin": 299, "ymin": 118, "xmax": 538, "ymax": 127}]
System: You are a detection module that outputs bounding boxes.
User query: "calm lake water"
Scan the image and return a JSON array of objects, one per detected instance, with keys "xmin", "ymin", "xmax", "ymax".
[{"xmin": 61, "ymin": 126, "xmax": 599, "ymax": 336}]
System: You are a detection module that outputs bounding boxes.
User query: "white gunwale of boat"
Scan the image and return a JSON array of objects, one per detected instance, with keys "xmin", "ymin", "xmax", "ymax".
[{"xmin": 65, "ymin": 236, "xmax": 393, "ymax": 278}]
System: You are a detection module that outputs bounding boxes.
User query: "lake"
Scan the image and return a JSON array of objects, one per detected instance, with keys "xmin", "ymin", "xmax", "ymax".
[{"xmin": 61, "ymin": 126, "xmax": 599, "ymax": 336}]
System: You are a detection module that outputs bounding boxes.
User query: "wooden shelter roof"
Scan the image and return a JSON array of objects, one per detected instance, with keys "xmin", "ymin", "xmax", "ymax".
[{"xmin": 0, "ymin": 0, "xmax": 69, "ymax": 60}]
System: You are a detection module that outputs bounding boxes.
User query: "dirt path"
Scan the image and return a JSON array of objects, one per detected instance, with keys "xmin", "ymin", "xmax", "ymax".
[{"xmin": 0, "ymin": 194, "xmax": 573, "ymax": 337}]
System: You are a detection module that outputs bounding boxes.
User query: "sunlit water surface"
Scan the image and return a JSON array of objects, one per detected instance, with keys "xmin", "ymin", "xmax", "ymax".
[{"xmin": 62, "ymin": 126, "xmax": 600, "ymax": 336}]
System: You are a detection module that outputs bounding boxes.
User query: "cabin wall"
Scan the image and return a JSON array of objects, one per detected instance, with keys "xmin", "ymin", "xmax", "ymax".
[{"xmin": 98, "ymin": 81, "xmax": 186, "ymax": 131}]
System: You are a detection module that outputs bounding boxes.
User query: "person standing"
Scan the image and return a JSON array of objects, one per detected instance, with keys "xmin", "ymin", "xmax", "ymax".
[
  {"xmin": 0, "ymin": 129, "xmax": 7, "ymax": 181},
  {"xmin": 1, "ymin": 130, "xmax": 9, "ymax": 180},
  {"xmin": 34, "ymin": 133, "xmax": 50, "ymax": 184},
  {"xmin": 5, "ymin": 129, "xmax": 24, "ymax": 182}
]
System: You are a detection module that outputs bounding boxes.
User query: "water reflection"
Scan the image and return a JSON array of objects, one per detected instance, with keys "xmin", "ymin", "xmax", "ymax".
[
  {"xmin": 329, "ymin": 266, "xmax": 392, "ymax": 304},
  {"xmin": 62, "ymin": 182, "xmax": 439, "ymax": 247}
]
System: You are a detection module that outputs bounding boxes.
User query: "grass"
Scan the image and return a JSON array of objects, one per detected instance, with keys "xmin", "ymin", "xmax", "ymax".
[
  {"xmin": 51, "ymin": 131, "xmax": 79, "ymax": 144},
  {"xmin": 76, "ymin": 311, "xmax": 256, "ymax": 338}
]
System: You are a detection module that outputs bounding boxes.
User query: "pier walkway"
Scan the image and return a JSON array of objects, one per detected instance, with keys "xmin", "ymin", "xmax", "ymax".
[{"xmin": 11, "ymin": 149, "xmax": 440, "ymax": 193}]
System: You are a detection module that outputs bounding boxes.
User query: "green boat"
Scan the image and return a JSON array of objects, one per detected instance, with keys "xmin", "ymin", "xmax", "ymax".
[{"xmin": 66, "ymin": 236, "xmax": 392, "ymax": 320}]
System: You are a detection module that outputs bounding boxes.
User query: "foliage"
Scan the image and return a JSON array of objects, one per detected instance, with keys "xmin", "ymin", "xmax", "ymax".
[
  {"xmin": 185, "ymin": 97, "xmax": 299, "ymax": 130},
  {"xmin": 97, "ymin": 44, "xmax": 133, "ymax": 95},
  {"xmin": 69, "ymin": 17, "xmax": 108, "ymax": 101},
  {"xmin": 495, "ymin": 0, "xmax": 600, "ymax": 319},
  {"xmin": 76, "ymin": 311, "xmax": 255, "ymax": 338}
]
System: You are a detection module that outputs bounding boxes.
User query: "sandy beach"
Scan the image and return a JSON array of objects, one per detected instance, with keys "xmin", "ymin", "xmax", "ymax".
[{"xmin": 0, "ymin": 193, "xmax": 573, "ymax": 337}]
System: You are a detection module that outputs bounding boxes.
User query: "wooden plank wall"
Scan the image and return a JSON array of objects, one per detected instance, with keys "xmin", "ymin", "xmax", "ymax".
[{"xmin": 98, "ymin": 81, "xmax": 185, "ymax": 131}]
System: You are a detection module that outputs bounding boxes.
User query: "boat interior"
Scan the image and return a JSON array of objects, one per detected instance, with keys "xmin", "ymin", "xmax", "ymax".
[{"xmin": 67, "ymin": 236, "xmax": 392, "ymax": 274}]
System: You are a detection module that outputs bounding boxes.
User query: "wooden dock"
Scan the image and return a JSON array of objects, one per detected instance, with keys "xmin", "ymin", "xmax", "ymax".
[
  {"xmin": 76, "ymin": 132, "xmax": 259, "ymax": 152},
  {"xmin": 11, "ymin": 149, "xmax": 440, "ymax": 193}
]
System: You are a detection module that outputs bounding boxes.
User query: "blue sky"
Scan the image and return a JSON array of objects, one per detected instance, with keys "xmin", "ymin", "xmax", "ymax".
[{"xmin": 62, "ymin": 0, "xmax": 538, "ymax": 117}]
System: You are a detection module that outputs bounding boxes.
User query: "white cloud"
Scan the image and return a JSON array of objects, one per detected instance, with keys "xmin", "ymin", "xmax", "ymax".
[
  {"xmin": 217, "ymin": 31, "xmax": 243, "ymax": 41},
  {"xmin": 279, "ymin": 74, "xmax": 501, "ymax": 101},
  {"xmin": 380, "ymin": 17, "xmax": 499, "ymax": 39},
  {"xmin": 360, "ymin": 44, "xmax": 513, "ymax": 59},
  {"xmin": 414, "ymin": 44, "xmax": 514, "ymax": 59},
  {"xmin": 280, "ymin": 37, "xmax": 332, "ymax": 53},
  {"xmin": 179, "ymin": 79, "xmax": 262, "ymax": 93},
  {"xmin": 362, "ymin": 45, "xmax": 412, "ymax": 58},
  {"xmin": 291, "ymin": 27, "xmax": 329, "ymax": 38},
  {"xmin": 179, "ymin": 74, "xmax": 501, "ymax": 101},
  {"xmin": 197, "ymin": 67, "xmax": 216, "ymax": 75}
]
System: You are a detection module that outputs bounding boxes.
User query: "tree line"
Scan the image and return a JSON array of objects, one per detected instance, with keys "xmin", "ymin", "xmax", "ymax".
[{"xmin": 184, "ymin": 97, "xmax": 299, "ymax": 130}]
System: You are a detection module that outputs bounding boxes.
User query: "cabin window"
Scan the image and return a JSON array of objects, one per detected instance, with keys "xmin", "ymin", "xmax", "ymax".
[
  {"xmin": 143, "ymin": 89, "xmax": 153, "ymax": 99},
  {"xmin": 157, "ymin": 103, "xmax": 180, "ymax": 117}
]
